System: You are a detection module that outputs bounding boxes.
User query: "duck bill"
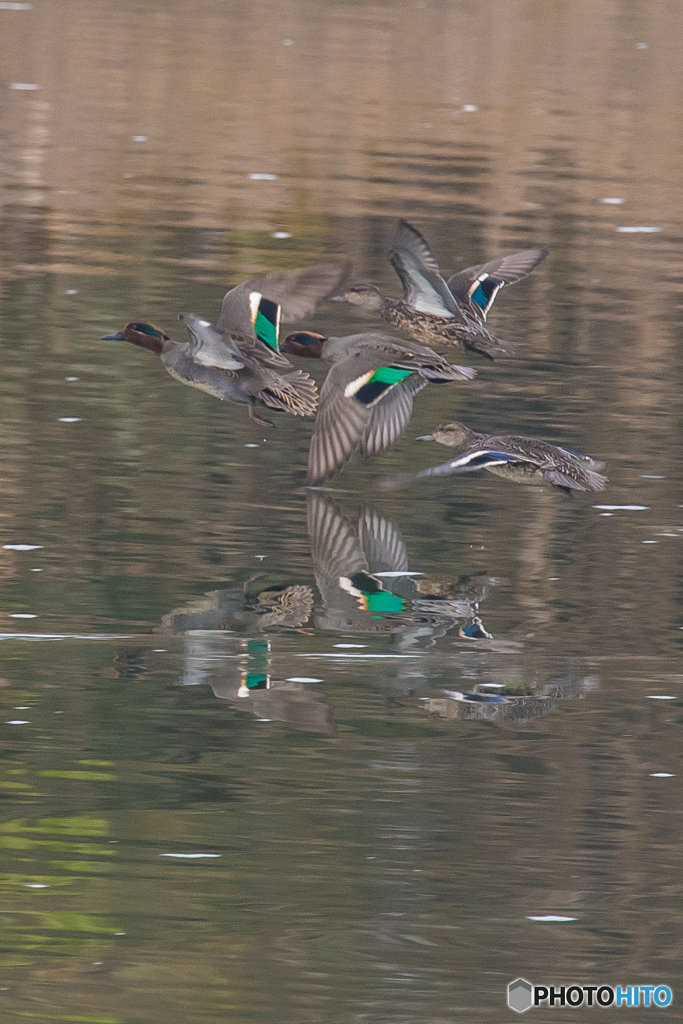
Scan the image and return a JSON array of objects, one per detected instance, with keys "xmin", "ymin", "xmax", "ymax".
[
  {"xmin": 415, "ymin": 434, "xmax": 434, "ymax": 441},
  {"xmin": 101, "ymin": 331, "xmax": 125, "ymax": 340},
  {"xmin": 330, "ymin": 294, "xmax": 346, "ymax": 301}
]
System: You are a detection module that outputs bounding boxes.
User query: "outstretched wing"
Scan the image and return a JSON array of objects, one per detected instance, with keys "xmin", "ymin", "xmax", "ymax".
[
  {"xmin": 360, "ymin": 375, "xmax": 425, "ymax": 459},
  {"xmin": 306, "ymin": 492, "xmax": 368, "ymax": 580},
  {"xmin": 359, "ymin": 509, "xmax": 409, "ymax": 575},
  {"xmin": 389, "ymin": 220, "xmax": 460, "ymax": 317},
  {"xmin": 447, "ymin": 247, "xmax": 548, "ymax": 319},
  {"xmin": 307, "ymin": 368, "xmax": 373, "ymax": 486},
  {"xmin": 217, "ymin": 261, "xmax": 352, "ymax": 334},
  {"xmin": 377, "ymin": 449, "xmax": 530, "ymax": 490},
  {"xmin": 307, "ymin": 356, "xmax": 424, "ymax": 485}
]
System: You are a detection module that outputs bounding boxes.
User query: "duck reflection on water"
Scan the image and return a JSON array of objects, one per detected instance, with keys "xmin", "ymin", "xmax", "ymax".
[
  {"xmin": 156, "ymin": 494, "xmax": 599, "ymax": 728},
  {"xmin": 160, "ymin": 583, "xmax": 329, "ymax": 731},
  {"xmin": 306, "ymin": 492, "xmax": 497, "ymax": 647},
  {"xmin": 422, "ymin": 660, "xmax": 601, "ymax": 724}
]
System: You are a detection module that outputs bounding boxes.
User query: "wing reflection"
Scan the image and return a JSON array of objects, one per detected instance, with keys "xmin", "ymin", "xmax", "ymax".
[
  {"xmin": 307, "ymin": 492, "xmax": 498, "ymax": 647},
  {"xmin": 155, "ymin": 497, "xmax": 598, "ymax": 729}
]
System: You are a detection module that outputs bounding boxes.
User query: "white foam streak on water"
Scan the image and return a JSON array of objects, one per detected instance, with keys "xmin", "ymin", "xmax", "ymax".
[
  {"xmin": 527, "ymin": 915, "xmax": 577, "ymax": 922},
  {"xmin": 0, "ymin": 633, "xmax": 134, "ymax": 641},
  {"xmin": 594, "ymin": 505, "xmax": 649, "ymax": 511},
  {"xmin": 160, "ymin": 853, "xmax": 221, "ymax": 859},
  {"xmin": 298, "ymin": 653, "xmax": 420, "ymax": 659},
  {"xmin": 2, "ymin": 544, "xmax": 43, "ymax": 550}
]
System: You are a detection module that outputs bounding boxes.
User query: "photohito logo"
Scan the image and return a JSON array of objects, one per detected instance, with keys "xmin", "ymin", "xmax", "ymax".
[{"xmin": 507, "ymin": 978, "xmax": 673, "ymax": 1013}]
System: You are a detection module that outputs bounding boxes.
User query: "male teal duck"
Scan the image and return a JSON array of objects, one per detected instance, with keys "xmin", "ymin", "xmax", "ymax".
[
  {"xmin": 378, "ymin": 422, "xmax": 607, "ymax": 494},
  {"xmin": 102, "ymin": 310, "xmax": 318, "ymax": 426},
  {"xmin": 335, "ymin": 220, "xmax": 547, "ymax": 360},
  {"xmin": 280, "ymin": 331, "xmax": 475, "ymax": 485},
  {"xmin": 101, "ymin": 260, "xmax": 351, "ymax": 425}
]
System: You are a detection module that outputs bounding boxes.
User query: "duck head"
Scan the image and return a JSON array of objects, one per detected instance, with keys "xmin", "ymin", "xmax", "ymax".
[
  {"xmin": 332, "ymin": 283, "xmax": 383, "ymax": 310},
  {"xmin": 281, "ymin": 331, "xmax": 327, "ymax": 358},
  {"xmin": 417, "ymin": 422, "xmax": 472, "ymax": 447},
  {"xmin": 101, "ymin": 322, "xmax": 170, "ymax": 354}
]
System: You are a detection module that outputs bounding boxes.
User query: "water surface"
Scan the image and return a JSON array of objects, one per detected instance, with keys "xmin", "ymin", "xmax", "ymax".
[{"xmin": 1, "ymin": 2, "xmax": 683, "ymax": 1021}]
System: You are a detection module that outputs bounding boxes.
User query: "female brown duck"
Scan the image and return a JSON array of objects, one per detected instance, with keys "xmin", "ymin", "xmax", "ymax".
[
  {"xmin": 335, "ymin": 220, "xmax": 547, "ymax": 360},
  {"xmin": 378, "ymin": 422, "xmax": 607, "ymax": 494}
]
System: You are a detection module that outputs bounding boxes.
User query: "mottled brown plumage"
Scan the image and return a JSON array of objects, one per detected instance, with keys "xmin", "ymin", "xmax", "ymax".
[
  {"xmin": 378, "ymin": 421, "xmax": 607, "ymax": 494},
  {"xmin": 336, "ymin": 220, "xmax": 547, "ymax": 359}
]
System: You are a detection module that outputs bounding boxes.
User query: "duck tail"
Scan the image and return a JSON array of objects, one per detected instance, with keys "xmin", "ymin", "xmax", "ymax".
[
  {"xmin": 464, "ymin": 331, "xmax": 514, "ymax": 360},
  {"xmin": 583, "ymin": 468, "xmax": 609, "ymax": 492},
  {"xmin": 258, "ymin": 370, "xmax": 319, "ymax": 416},
  {"xmin": 545, "ymin": 468, "xmax": 608, "ymax": 493},
  {"xmin": 420, "ymin": 363, "xmax": 477, "ymax": 383}
]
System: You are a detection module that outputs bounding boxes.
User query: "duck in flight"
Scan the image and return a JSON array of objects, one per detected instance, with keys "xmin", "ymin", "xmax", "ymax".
[
  {"xmin": 101, "ymin": 261, "xmax": 350, "ymax": 425},
  {"xmin": 280, "ymin": 330, "xmax": 475, "ymax": 485},
  {"xmin": 377, "ymin": 421, "xmax": 607, "ymax": 494},
  {"xmin": 334, "ymin": 220, "xmax": 547, "ymax": 359}
]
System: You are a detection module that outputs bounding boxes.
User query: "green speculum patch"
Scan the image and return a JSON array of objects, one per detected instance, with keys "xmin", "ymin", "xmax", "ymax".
[
  {"xmin": 354, "ymin": 365, "xmax": 412, "ymax": 406},
  {"xmin": 255, "ymin": 311, "xmax": 278, "ymax": 351},
  {"xmin": 371, "ymin": 366, "xmax": 412, "ymax": 386},
  {"xmin": 245, "ymin": 673, "xmax": 268, "ymax": 689},
  {"xmin": 254, "ymin": 298, "xmax": 280, "ymax": 351}
]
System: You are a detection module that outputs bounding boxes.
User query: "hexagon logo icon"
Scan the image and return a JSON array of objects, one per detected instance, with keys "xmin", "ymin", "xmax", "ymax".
[{"xmin": 508, "ymin": 977, "xmax": 534, "ymax": 1013}]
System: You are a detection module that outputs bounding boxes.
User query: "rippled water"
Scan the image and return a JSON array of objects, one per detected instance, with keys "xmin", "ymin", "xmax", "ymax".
[{"xmin": 1, "ymin": 2, "xmax": 683, "ymax": 1021}]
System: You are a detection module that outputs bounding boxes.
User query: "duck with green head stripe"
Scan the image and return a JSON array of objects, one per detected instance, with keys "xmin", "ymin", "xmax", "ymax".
[
  {"xmin": 280, "ymin": 330, "xmax": 476, "ymax": 485},
  {"xmin": 101, "ymin": 259, "xmax": 350, "ymax": 426},
  {"xmin": 101, "ymin": 311, "xmax": 318, "ymax": 426}
]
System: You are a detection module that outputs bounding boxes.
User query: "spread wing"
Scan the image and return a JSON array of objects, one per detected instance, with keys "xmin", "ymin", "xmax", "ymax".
[
  {"xmin": 389, "ymin": 220, "xmax": 460, "ymax": 317},
  {"xmin": 359, "ymin": 509, "xmax": 409, "ymax": 575},
  {"xmin": 376, "ymin": 449, "xmax": 530, "ymax": 490},
  {"xmin": 307, "ymin": 357, "xmax": 423, "ymax": 485},
  {"xmin": 360, "ymin": 375, "xmax": 426, "ymax": 459},
  {"xmin": 217, "ymin": 261, "xmax": 352, "ymax": 334},
  {"xmin": 446, "ymin": 247, "xmax": 548, "ymax": 316},
  {"xmin": 306, "ymin": 492, "xmax": 368, "ymax": 580},
  {"xmin": 307, "ymin": 367, "xmax": 373, "ymax": 486}
]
